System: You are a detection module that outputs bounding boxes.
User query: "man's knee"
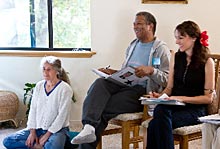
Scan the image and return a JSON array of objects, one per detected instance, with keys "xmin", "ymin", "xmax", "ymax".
[{"xmin": 93, "ymin": 78, "xmax": 106, "ymax": 86}]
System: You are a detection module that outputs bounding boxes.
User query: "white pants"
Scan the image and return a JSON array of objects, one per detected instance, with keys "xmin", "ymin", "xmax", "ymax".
[{"xmin": 202, "ymin": 123, "xmax": 220, "ymax": 149}]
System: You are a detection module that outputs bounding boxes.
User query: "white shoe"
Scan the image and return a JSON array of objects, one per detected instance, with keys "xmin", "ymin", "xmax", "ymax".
[{"xmin": 71, "ymin": 124, "xmax": 96, "ymax": 144}]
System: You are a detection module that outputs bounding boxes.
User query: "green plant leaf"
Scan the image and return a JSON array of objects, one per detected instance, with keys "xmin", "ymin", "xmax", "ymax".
[{"xmin": 23, "ymin": 83, "xmax": 36, "ymax": 117}]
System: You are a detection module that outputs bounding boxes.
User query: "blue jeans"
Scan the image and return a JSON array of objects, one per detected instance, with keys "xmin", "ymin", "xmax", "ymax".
[
  {"xmin": 147, "ymin": 104, "xmax": 206, "ymax": 149},
  {"xmin": 3, "ymin": 127, "xmax": 68, "ymax": 149}
]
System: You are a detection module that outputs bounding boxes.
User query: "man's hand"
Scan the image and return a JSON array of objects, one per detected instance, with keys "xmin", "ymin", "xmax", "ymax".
[
  {"xmin": 135, "ymin": 66, "xmax": 154, "ymax": 77},
  {"xmin": 98, "ymin": 68, "xmax": 117, "ymax": 75}
]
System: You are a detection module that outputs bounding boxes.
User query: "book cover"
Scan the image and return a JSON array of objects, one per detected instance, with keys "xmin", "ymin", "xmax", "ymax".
[{"xmin": 92, "ymin": 66, "xmax": 147, "ymax": 87}]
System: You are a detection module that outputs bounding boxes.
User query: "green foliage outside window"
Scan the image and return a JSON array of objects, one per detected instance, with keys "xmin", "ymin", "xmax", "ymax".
[{"xmin": 0, "ymin": 0, "xmax": 90, "ymax": 48}]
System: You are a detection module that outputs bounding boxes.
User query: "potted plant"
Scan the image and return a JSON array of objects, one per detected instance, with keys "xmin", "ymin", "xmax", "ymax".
[{"xmin": 23, "ymin": 83, "xmax": 36, "ymax": 118}]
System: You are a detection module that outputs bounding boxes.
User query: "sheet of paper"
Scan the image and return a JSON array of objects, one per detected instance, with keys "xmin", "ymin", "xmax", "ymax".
[
  {"xmin": 199, "ymin": 114, "xmax": 220, "ymax": 124},
  {"xmin": 92, "ymin": 68, "xmax": 110, "ymax": 78},
  {"xmin": 140, "ymin": 93, "xmax": 185, "ymax": 106}
]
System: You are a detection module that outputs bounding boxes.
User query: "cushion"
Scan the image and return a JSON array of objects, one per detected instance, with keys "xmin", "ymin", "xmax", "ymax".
[
  {"xmin": 112, "ymin": 112, "xmax": 143, "ymax": 121},
  {"xmin": 142, "ymin": 119, "xmax": 203, "ymax": 136},
  {"xmin": 172, "ymin": 124, "xmax": 203, "ymax": 135}
]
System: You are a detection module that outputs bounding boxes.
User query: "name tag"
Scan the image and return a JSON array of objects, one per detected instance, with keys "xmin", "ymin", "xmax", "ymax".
[{"xmin": 152, "ymin": 57, "xmax": 160, "ymax": 66}]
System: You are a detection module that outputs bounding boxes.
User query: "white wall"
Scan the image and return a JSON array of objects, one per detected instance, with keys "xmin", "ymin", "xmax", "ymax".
[{"xmin": 0, "ymin": 0, "xmax": 220, "ymax": 122}]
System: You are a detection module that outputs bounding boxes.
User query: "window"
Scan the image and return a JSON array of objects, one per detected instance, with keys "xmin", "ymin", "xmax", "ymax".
[{"xmin": 0, "ymin": 0, "xmax": 91, "ymax": 51}]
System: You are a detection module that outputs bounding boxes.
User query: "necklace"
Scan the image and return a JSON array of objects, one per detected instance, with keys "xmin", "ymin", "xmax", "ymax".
[
  {"xmin": 182, "ymin": 65, "xmax": 189, "ymax": 84},
  {"xmin": 46, "ymin": 80, "xmax": 60, "ymax": 88}
]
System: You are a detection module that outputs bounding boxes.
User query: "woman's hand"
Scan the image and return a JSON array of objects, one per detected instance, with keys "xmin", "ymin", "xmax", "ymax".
[
  {"xmin": 38, "ymin": 131, "xmax": 52, "ymax": 147},
  {"xmin": 26, "ymin": 129, "xmax": 38, "ymax": 148},
  {"xmin": 149, "ymin": 91, "xmax": 160, "ymax": 98},
  {"xmin": 33, "ymin": 143, "xmax": 43, "ymax": 149}
]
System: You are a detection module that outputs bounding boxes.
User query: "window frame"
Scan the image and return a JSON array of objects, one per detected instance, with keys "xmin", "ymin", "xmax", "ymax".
[
  {"xmin": 0, "ymin": 49, "xmax": 96, "ymax": 58},
  {"xmin": 0, "ymin": 0, "xmax": 93, "ymax": 57},
  {"xmin": 142, "ymin": 0, "xmax": 188, "ymax": 4}
]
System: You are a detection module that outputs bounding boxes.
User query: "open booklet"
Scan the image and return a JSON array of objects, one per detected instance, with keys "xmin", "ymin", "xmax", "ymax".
[
  {"xmin": 139, "ymin": 93, "xmax": 185, "ymax": 106},
  {"xmin": 92, "ymin": 66, "xmax": 148, "ymax": 87},
  {"xmin": 199, "ymin": 114, "xmax": 220, "ymax": 125}
]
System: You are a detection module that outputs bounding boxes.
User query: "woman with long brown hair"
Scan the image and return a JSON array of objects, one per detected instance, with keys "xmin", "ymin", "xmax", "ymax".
[{"xmin": 147, "ymin": 21, "xmax": 215, "ymax": 149}]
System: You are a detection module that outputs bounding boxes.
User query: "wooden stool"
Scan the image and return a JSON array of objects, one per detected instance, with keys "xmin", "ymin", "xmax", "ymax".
[{"xmin": 0, "ymin": 90, "xmax": 19, "ymax": 127}]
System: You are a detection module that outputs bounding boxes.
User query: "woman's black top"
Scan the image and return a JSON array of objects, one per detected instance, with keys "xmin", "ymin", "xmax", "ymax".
[{"xmin": 172, "ymin": 51, "xmax": 205, "ymax": 98}]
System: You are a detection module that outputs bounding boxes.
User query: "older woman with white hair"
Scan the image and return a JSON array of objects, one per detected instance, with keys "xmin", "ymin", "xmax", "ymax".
[{"xmin": 3, "ymin": 56, "xmax": 73, "ymax": 149}]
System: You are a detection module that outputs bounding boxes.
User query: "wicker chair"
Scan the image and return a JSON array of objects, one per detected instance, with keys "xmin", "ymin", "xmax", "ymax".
[
  {"xmin": 142, "ymin": 53, "xmax": 220, "ymax": 149},
  {"xmin": 0, "ymin": 90, "xmax": 19, "ymax": 127}
]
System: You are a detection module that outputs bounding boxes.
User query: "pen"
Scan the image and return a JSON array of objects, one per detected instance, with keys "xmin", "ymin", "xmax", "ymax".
[
  {"xmin": 129, "ymin": 65, "xmax": 136, "ymax": 69},
  {"xmin": 105, "ymin": 65, "xmax": 110, "ymax": 69}
]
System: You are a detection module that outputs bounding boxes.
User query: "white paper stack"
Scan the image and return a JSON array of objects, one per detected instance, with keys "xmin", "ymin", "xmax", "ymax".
[
  {"xmin": 199, "ymin": 114, "xmax": 220, "ymax": 125},
  {"xmin": 140, "ymin": 93, "xmax": 185, "ymax": 106}
]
